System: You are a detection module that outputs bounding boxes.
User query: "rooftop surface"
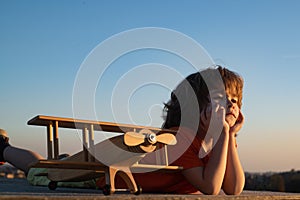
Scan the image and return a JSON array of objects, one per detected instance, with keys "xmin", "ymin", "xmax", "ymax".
[{"xmin": 1, "ymin": 178, "xmax": 300, "ymax": 200}]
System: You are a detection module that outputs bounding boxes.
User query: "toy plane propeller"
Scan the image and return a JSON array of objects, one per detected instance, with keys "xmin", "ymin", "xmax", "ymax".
[{"xmin": 124, "ymin": 129, "xmax": 177, "ymax": 146}]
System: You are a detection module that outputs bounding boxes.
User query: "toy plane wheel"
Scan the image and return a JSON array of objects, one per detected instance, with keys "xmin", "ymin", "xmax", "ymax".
[
  {"xmin": 133, "ymin": 185, "xmax": 142, "ymax": 195},
  {"xmin": 103, "ymin": 184, "xmax": 111, "ymax": 195},
  {"xmin": 48, "ymin": 181, "xmax": 57, "ymax": 190}
]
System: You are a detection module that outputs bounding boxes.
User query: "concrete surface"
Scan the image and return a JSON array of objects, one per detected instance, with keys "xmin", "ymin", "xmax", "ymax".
[{"xmin": 1, "ymin": 178, "xmax": 300, "ymax": 200}]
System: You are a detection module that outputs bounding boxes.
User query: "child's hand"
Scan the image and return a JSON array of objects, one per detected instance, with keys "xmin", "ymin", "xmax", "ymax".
[
  {"xmin": 229, "ymin": 110, "xmax": 245, "ymax": 136},
  {"xmin": 218, "ymin": 105, "xmax": 230, "ymax": 134},
  {"xmin": 200, "ymin": 103, "xmax": 230, "ymax": 135}
]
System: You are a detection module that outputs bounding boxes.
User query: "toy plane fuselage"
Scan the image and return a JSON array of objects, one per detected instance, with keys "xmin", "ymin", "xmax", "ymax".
[{"xmin": 28, "ymin": 115, "xmax": 182, "ymax": 195}]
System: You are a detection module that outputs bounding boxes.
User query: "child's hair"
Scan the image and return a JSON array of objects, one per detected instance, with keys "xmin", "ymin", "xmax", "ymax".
[{"xmin": 162, "ymin": 66, "xmax": 244, "ymax": 130}]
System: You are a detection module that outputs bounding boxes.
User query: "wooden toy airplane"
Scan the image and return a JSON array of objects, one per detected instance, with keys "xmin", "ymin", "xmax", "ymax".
[{"xmin": 27, "ymin": 115, "xmax": 182, "ymax": 195}]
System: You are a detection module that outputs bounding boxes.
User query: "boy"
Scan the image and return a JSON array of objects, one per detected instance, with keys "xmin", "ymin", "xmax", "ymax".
[{"xmin": 0, "ymin": 66, "xmax": 245, "ymax": 194}]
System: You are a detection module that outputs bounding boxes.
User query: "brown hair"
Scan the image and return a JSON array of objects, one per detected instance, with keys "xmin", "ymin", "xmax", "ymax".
[{"xmin": 162, "ymin": 66, "xmax": 243, "ymax": 129}]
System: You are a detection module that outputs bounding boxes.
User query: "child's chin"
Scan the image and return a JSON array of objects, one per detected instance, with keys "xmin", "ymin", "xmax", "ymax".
[{"xmin": 225, "ymin": 118, "xmax": 236, "ymax": 127}]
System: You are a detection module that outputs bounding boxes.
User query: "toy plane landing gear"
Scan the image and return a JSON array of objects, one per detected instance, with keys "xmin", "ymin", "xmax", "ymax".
[{"xmin": 28, "ymin": 115, "xmax": 182, "ymax": 195}]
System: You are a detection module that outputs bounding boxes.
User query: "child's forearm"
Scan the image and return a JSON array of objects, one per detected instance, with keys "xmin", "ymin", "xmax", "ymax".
[
  {"xmin": 222, "ymin": 135, "xmax": 245, "ymax": 195},
  {"xmin": 182, "ymin": 131, "xmax": 229, "ymax": 195},
  {"xmin": 201, "ymin": 132, "xmax": 229, "ymax": 194}
]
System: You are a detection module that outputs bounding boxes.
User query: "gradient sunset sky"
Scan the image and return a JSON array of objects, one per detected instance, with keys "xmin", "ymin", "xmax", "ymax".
[{"xmin": 1, "ymin": 0, "xmax": 300, "ymax": 172}]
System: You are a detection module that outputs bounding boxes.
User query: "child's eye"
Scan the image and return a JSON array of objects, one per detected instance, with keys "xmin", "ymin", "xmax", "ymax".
[{"xmin": 231, "ymin": 98, "xmax": 238, "ymax": 104}]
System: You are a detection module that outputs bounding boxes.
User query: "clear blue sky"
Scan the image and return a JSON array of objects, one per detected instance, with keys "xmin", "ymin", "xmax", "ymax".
[{"xmin": 1, "ymin": 0, "xmax": 300, "ymax": 172}]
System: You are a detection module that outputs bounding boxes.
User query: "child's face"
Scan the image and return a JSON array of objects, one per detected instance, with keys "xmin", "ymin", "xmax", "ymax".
[{"xmin": 225, "ymin": 90, "xmax": 240, "ymax": 127}]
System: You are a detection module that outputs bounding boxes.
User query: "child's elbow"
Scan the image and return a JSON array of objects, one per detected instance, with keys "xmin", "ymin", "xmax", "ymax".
[
  {"xmin": 222, "ymin": 176, "xmax": 245, "ymax": 195},
  {"xmin": 223, "ymin": 185, "xmax": 244, "ymax": 195},
  {"xmin": 224, "ymin": 188, "xmax": 243, "ymax": 195},
  {"xmin": 204, "ymin": 189, "xmax": 221, "ymax": 195},
  {"xmin": 200, "ymin": 183, "xmax": 221, "ymax": 195}
]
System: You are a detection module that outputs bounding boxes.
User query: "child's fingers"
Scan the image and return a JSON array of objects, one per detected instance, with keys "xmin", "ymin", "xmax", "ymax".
[
  {"xmin": 239, "ymin": 111, "xmax": 245, "ymax": 122},
  {"xmin": 218, "ymin": 106, "xmax": 226, "ymax": 121},
  {"xmin": 239, "ymin": 112, "xmax": 245, "ymax": 126},
  {"xmin": 236, "ymin": 110, "xmax": 245, "ymax": 125},
  {"xmin": 214, "ymin": 103, "xmax": 227, "ymax": 119},
  {"xmin": 229, "ymin": 110, "xmax": 245, "ymax": 136},
  {"xmin": 215, "ymin": 105, "xmax": 230, "ymax": 132}
]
